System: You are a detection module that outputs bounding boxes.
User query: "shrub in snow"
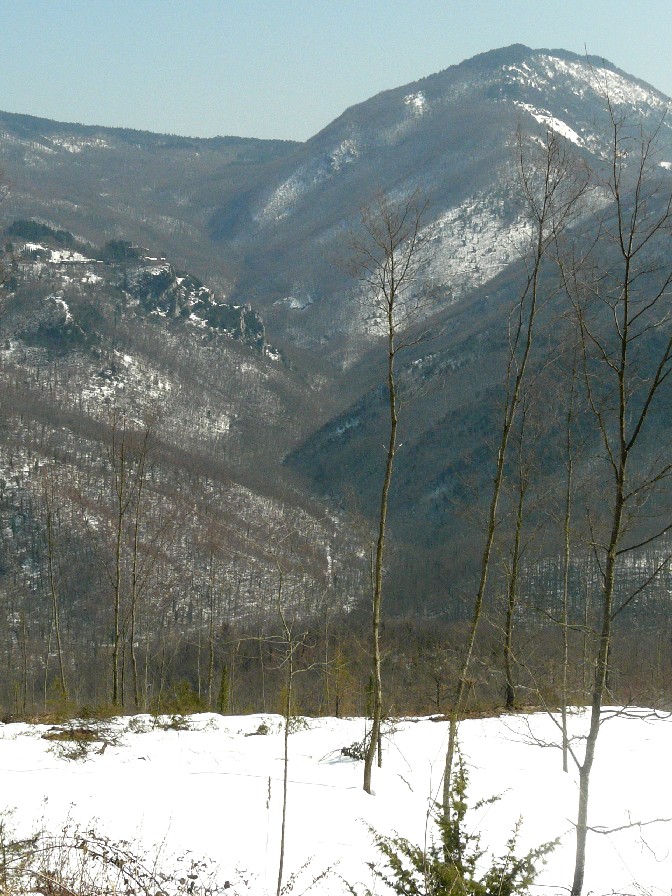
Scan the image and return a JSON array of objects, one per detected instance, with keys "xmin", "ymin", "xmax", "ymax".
[
  {"xmin": 350, "ymin": 753, "xmax": 556, "ymax": 896},
  {"xmin": 0, "ymin": 812, "xmax": 228, "ymax": 896}
]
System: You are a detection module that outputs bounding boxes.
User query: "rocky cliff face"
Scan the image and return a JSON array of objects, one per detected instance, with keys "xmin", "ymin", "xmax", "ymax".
[{"xmin": 5, "ymin": 228, "xmax": 268, "ymax": 355}]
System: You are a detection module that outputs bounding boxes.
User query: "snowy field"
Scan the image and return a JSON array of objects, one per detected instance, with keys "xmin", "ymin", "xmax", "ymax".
[{"xmin": 1, "ymin": 709, "xmax": 671, "ymax": 895}]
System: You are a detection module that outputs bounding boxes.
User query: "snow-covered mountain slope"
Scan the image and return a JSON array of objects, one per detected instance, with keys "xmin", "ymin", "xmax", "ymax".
[
  {"xmin": 3, "ymin": 45, "xmax": 671, "ymax": 366},
  {"xmin": 5, "ymin": 47, "xmax": 670, "ymax": 364},
  {"xmin": 0, "ymin": 110, "xmax": 298, "ymax": 307},
  {"xmin": 209, "ymin": 46, "xmax": 672, "ymax": 359},
  {"xmin": 3, "ymin": 43, "xmax": 672, "ymax": 614},
  {"xmin": 0, "ymin": 227, "xmax": 367, "ymax": 644}
]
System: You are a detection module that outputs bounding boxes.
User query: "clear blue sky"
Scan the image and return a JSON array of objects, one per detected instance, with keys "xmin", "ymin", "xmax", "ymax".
[{"xmin": 2, "ymin": 0, "xmax": 671, "ymax": 141}]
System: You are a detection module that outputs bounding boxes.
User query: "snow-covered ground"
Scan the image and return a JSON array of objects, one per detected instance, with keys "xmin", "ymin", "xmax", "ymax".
[{"xmin": 1, "ymin": 709, "xmax": 670, "ymax": 895}]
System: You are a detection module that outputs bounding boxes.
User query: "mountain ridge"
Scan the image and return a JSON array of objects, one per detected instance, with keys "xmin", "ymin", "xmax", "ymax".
[
  {"xmin": 0, "ymin": 106, "xmax": 301, "ymax": 149},
  {"xmin": 2, "ymin": 42, "xmax": 672, "ymax": 619}
]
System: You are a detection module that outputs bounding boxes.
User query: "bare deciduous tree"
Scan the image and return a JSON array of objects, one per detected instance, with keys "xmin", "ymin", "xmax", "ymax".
[
  {"xmin": 0, "ymin": 171, "xmax": 9, "ymax": 289},
  {"xmin": 348, "ymin": 190, "xmax": 429, "ymax": 795},
  {"xmin": 565, "ymin": 97, "xmax": 672, "ymax": 896},
  {"xmin": 97, "ymin": 410, "xmax": 156, "ymax": 707},
  {"xmin": 42, "ymin": 468, "xmax": 68, "ymax": 705},
  {"xmin": 442, "ymin": 127, "xmax": 590, "ymax": 813}
]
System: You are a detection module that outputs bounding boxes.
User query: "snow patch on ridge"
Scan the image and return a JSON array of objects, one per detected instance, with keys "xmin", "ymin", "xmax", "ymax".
[
  {"xmin": 256, "ymin": 169, "xmax": 312, "ymax": 223},
  {"xmin": 22, "ymin": 244, "xmax": 98, "ymax": 265},
  {"xmin": 544, "ymin": 56, "xmax": 671, "ymax": 111},
  {"xmin": 49, "ymin": 135, "xmax": 110, "ymax": 154},
  {"xmin": 256, "ymin": 138, "xmax": 361, "ymax": 223},
  {"xmin": 51, "ymin": 296, "xmax": 73, "ymax": 323},
  {"xmin": 424, "ymin": 191, "xmax": 531, "ymax": 301},
  {"xmin": 505, "ymin": 53, "xmax": 672, "ymax": 119},
  {"xmin": 80, "ymin": 350, "xmax": 173, "ymax": 419},
  {"xmin": 502, "ymin": 53, "xmax": 672, "ymax": 129},
  {"xmin": 330, "ymin": 138, "xmax": 359, "ymax": 171},
  {"xmin": 514, "ymin": 102, "xmax": 585, "ymax": 146},
  {"xmin": 355, "ymin": 190, "xmax": 531, "ymax": 341},
  {"xmin": 404, "ymin": 91, "xmax": 427, "ymax": 116},
  {"xmin": 274, "ymin": 294, "xmax": 313, "ymax": 311},
  {"xmin": 503, "ymin": 63, "xmax": 538, "ymax": 90}
]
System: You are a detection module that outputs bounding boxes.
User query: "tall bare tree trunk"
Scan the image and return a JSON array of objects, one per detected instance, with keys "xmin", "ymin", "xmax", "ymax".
[
  {"xmin": 43, "ymin": 475, "xmax": 68, "ymax": 702},
  {"xmin": 110, "ymin": 416, "xmax": 127, "ymax": 707},
  {"xmin": 504, "ymin": 460, "xmax": 527, "ymax": 711},
  {"xmin": 129, "ymin": 427, "xmax": 150, "ymax": 710},
  {"xmin": 443, "ymin": 127, "xmax": 588, "ymax": 813},
  {"xmin": 560, "ymin": 349, "xmax": 578, "ymax": 774},
  {"xmin": 207, "ymin": 550, "xmax": 216, "ymax": 708},
  {"xmin": 364, "ymin": 315, "xmax": 397, "ymax": 793},
  {"xmin": 571, "ymin": 502, "xmax": 621, "ymax": 896},
  {"xmin": 567, "ymin": 93, "xmax": 672, "ymax": 893},
  {"xmin": 348, "ymin": 191, "xmax": 429, "ymax": 796},
  {"xmin": 276, "ymin": 607, "xmax": 293, "ymax": 896}
]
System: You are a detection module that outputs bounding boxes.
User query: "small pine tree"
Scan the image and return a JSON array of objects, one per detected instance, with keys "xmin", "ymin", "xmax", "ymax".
[{"xmin": 354, "ymin": 753, "xmax": 556, "ymax": 896}]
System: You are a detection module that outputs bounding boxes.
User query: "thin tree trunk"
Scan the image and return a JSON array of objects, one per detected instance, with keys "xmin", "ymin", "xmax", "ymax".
[
  {"xmin": 111, "ymin": 434, "xmax": 125, "ymax": 706},
  {"xmin": 44, "ymin": 481, "xmax": 68, "ymax": 701},
  {"xmin": 259, "ymin": 636, "xmax": 266, "ymax": 712},
  {"xmin": 276, "ymin": 625, "xmax": 293, "ymax": 896},
  {"xmin": 561, "ymin": 382, "xmax": 575, "ymax": 774},
  {"xmin": 349, "ymin": 191, "xmax": 428, "ymax": 795},
  {"xmin": 207, "ymin": 551, "xmax": 216, "ymax": 708},
  {"xmin": 443, "ymin": 290, "xmax": 536, "ymax": 810},
  {"xmin": 129, "ymin": 462, "xmax": 144, "ymax": 710},
  {"xmin": 504, "ymin": 472, "xmax": 526, "ymax": 711},
  {"xmin": 364, "ymin": 315, "xmax": 397, "ymax": 794},
  {"xmin": 20, "ymin": 612, "xmax": 28, "ymax": 714},
  {"xmin": 43, "ymin": 626, "xmax": 52, "ymax": 714},
  {"xmin": 443, "ymin": 127, "xmax": 586, "ymax": 812},
  {"xmin": 571, "ymin": 495, "xmax": 622, "ymax": 896}
]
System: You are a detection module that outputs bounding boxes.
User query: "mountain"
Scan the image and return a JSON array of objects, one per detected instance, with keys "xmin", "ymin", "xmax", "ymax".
[
  {"xmin": 1, "ymin": 42, "xmax": 672, "ymax": 634},
  {"xmin": 0, "ymin": 110, "xmax": 298, "ymax": 302},
  {"xmin": 280, "ymin": 46, "xmax": 672, "ymax": 607},
  {"xmin": 212, "ymin": 45, "xmax": 672, "ymax": 360},
  {"xmin": 4, "ymin": 45, "xmax": 672, "ymax": 360}
]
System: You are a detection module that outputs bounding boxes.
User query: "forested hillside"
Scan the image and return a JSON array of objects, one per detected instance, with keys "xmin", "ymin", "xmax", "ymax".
[{"xmin": 1, "ymin": 45, "xmax": 672, "ymax": 722}]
